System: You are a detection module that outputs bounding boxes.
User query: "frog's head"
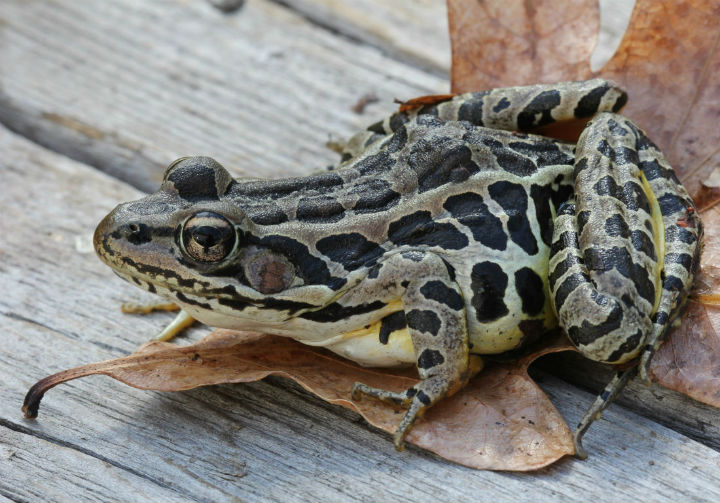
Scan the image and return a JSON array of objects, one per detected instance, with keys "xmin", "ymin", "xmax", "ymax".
[{"xmin": 93, "ymin": 157, "xmax": 344, "ymax": 328}]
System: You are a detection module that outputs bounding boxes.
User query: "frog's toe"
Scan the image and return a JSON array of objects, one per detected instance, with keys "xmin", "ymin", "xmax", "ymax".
[
  {"xmin": 351, "ymin": 381, "xmax": 430, "ymax": 450},
  {"xmin": 351, "ymin": 382, "xmax": 408, "ymax": 406},
  {"xmin": 638, "ymin": 350, "xmax": 654, "ymax": 386},
  {"xmin": 392, "ymin": 397, "xmax": 427, "ymax": 451},
  {"xmin": 353, "ymin": 381, "xmax": 441, "ymax": 451},
  {"xmin": 120, "ymin": 301, "xmax": 196, "ymax": 342},
  {"xmin": 572, "ymin": 430, "xmax": 589, "ymax": 460}
]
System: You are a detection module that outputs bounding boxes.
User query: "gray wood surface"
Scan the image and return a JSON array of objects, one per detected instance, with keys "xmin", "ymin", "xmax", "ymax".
[{"xmin": 2, "ymin": 0, "xmax": 719, "ymax": 502}]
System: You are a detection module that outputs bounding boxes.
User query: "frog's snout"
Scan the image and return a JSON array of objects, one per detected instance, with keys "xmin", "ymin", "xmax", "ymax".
[
  {"xmin": 93, "ymin": 209, "xmax": 116, "ymax": 258},
  {"xmin": 93, "ymin": 205, "xmax": 152, "ymax": 262}
]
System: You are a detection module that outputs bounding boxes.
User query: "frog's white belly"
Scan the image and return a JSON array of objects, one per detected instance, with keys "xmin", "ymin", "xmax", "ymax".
[{"xmin": 179, "ymin": 299, "xmax": 417, "ymax": 366}]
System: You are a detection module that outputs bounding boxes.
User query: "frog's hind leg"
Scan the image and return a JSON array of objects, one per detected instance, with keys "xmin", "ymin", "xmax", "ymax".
[
  {"xmin": 549, "ymin": 197, "xmax": 650, "ymax": 457},
  {"xmin": 572, "ymin": 368, "xmax": 636, "ymax": 459},
  {"xmin": 548, "ymin": 112, "xmax": 666, "ymax": 456},
  {"xmin": 559, "ymin": 115, "xmax": 701, "ymax": 384},
  {"xmin": 631, "ymin": 127, "xmax": 702, "ymax": 382},
  {"xmin": 550, "ymin": 115, "xmax": 666, "ymax": 365},
  {"xmin": 350, "ymin": 251, "xmax": 473, "ymax": 451},
  {"xmin": 370, "ymin": 79, "xmax": 627, "ymax": 141}
]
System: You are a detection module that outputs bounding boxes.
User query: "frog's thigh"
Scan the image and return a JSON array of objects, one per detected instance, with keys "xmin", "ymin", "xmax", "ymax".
[
  {"xmin": 351, "ymin": 250, "xmax": 470, "ymax": 450},
  {"xmin": 629, "ymin": 122, "xmax": 701, "ymax": 380},
  {"xmin": 437, "ymin": 79, "xmax": 627, "ymax": 133},
  {"xmin": 548, "ymin": 113, "xmax": 663, "ymax": 364}
]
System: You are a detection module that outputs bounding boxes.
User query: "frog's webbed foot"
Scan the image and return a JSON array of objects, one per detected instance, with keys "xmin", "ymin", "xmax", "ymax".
[
  {"xmin": 121, "ymin": 301, "xmax": 196, "ymax": 342},
  {"xmin": 351, "ymin": 380, "xmax": 439, "ymax": 451},
  {"xmin": 573, "ymin": 368, "xmax": 636, "ymax": 459}
]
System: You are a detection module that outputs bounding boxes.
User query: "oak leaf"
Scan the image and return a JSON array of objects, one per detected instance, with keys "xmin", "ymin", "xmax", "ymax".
[{"xmin": 24, "ymin": 330, "xmax": 573, "ymax": 471}]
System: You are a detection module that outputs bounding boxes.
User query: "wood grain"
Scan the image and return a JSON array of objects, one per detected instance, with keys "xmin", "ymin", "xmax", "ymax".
[
  {"xmin": 0, "ymin": 0, "xmax": 446, "ymax": 191},
  {"xmin": 270, "ymin": 0, "xmax": 451, "ymax": 73}
]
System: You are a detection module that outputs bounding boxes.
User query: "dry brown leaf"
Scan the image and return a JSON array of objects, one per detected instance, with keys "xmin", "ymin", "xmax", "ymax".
[
  {"xmin": 449, "ymin": 0, "xmax": 599, "ymax": 88},
  {"xmin": 448, "ymin": 0, "xmax": 720, "ymax": 408},
  {"xmin": 24, "ymin": 330, "xmax": 573, "ymax": 471},
  {"xmin": 396, "ymin": 94, "xmax": 456, "ymax": 113},
  {"xmin": 651, "ymin": 204, "xmax": 720, "ymax": 406},
  {"xmin": 693, "ymin": 167, "xmax": 720, "ymax": 213},
  {"xmin": 450, "ymin": 0, "xmax": 720, "ymax": 188}
]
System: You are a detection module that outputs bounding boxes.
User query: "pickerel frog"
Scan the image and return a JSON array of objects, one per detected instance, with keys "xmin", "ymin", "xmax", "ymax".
[{"xmin": 94, "ymin": 79, "xmax": 702, "ymax": 458}]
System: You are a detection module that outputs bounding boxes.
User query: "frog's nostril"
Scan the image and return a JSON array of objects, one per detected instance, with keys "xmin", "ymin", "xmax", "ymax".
[{"xmin": 120, "ymin": 222, "xmax": 152, "ymax": 245}]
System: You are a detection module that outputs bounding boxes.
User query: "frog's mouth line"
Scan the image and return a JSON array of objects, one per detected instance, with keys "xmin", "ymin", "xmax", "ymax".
[
  {"xmin": 108, "ymin": 264, "xmax": 261, "ymax": 304},
  {"xmin": 107, "ymin": 260, "xmax": 333, "ymax": 324},
  {"xmin": 110, "ymin": 266, "xmax": 381, "ymax": 337}
]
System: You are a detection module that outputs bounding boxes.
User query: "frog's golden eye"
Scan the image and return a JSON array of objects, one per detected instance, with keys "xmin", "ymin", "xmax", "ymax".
[{"xmin": 181, "ymin": 212, "xmax": 237, "ymax": 262}]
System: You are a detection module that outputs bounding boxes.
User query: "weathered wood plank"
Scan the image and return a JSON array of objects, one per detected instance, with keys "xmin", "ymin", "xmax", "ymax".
[
  {"xmin": 3, "ymin": 122, "xmax": 720, "ymax": 502},
  {"xmin": 270, "ymin": 0, "xmax": 451, "ymax": 73},
  {"xmin": 535, "ymin": 352, "xmax": 720, "ymax": 451},
  {"xmin": 0, "ymin": 0, "xmax": 446, "ymax": 191},
  {"xmin": 0, "ymin": 427, "xmax": 190, "ymax": 503},
  {"xmin": 263, "ymin": 0, "xmax": 637, "ymax": 75},
  {"xmin": 272, "ymin": 0, "xmax": 636, "ymax": 75}
]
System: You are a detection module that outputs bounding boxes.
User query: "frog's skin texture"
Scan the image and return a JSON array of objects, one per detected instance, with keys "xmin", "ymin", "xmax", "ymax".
[{"xmin": 94, "ymin": 79, "xmax": 702, "ymax": 456}]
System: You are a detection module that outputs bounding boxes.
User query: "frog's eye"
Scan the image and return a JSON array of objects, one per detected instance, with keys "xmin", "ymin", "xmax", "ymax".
[{"xmin": 181, "ymin": 212, "xmax": 237, "ymax": 262}]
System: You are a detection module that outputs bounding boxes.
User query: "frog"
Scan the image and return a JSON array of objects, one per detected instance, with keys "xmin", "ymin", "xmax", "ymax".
[{"xmin": 93, "ymin": 79, "xmax": 702, "ymax": 458}]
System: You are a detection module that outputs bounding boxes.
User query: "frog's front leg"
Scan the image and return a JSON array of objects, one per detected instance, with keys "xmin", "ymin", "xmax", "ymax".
[
  {"xmin": 350, "ymin": 250, "xmax": 474, "ymax": 451},
  {"xmin": 121, "ymin": 301, "xmax": 197, "ymax": 341},
  {"xmin": 548, "ymin": 112, "xmax": 701, "ymax": 458}
]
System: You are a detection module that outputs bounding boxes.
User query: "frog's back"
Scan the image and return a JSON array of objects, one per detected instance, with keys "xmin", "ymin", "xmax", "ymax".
[{"xmin": 230, "ymin": 115, "xmax": 576, "ymax": 353}]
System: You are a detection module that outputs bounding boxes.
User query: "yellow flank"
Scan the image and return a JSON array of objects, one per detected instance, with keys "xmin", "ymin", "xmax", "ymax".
[
  {"xmin": 638, "ymin": 170, "xmax": 665, "ymax": 315},
  {"xmin": 328, "ymin": 300, "xmax": 416, "ymax": 366},
  {"xmin": 469, "ymin": 326, "xmax": 524, "ymax": 354}
]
